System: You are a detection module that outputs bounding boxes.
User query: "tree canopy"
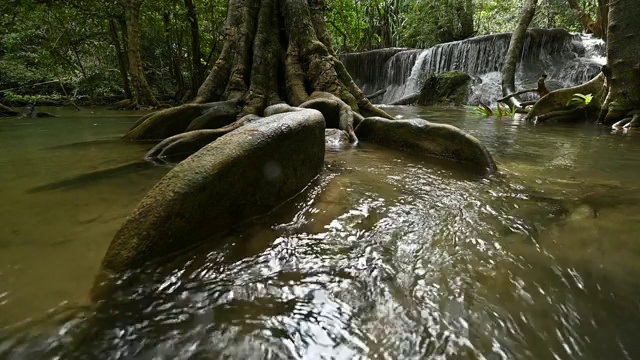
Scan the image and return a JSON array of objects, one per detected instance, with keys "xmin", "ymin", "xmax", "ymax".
[{"xmin": 0, "ymin": 0, "xmax": 604, "ymax": 105}]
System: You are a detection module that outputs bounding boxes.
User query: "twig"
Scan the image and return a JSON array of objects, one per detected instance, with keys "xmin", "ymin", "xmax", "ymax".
[{"xmin": 59, "ymin": 78, "xmax": 81, "ymax": 111}]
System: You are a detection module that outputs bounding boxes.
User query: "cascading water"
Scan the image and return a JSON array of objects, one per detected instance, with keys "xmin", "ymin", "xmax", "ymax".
[{"xmin": 339, "ymin": 29, "xmax": 606, "ymax": 105}]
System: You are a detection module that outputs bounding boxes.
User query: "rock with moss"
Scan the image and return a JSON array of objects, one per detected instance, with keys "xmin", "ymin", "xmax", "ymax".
[
  {"xmin": 355, "ymin": 116, "xmax": 496, "ymax": 174},
  {"xmin": 92, "ymin": 109, "xmax": 326, "ymax": 297},
  {"xmin": 417, "ymin": 71, "xmax": 472, "ymax": 106}
]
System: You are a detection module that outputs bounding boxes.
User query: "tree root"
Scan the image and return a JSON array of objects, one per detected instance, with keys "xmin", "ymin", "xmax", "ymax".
[
  {"xmin": 301, "ymin": 92, "xmax": 358, "ymax": 142},
  {"xmin": 525, "ymin": 73, "xmax": 606, "ymax": 122},
  {"xmin": 145, "ymin": 114, "xmax": 260, "ymax": 160},
  {"xmin": 124, "ymin": 101, "xmax": 240, "ymax": 141},
  {"xmin": 532, "ymin": 108, "xmax": 586, "ymax": 122},
  {"xmin": 0, "ymin": 103, "xmax": 19, "ymax": 117},
  {"xmin": 498, "ymin": 74, "xmax": 549, "ymax": 104},
  {"xmin": 612, "ymin": 113, "xmax": 640, "ymax": 129},
  {"xmin": 144, "ymin": 92, "xmax": 368, "ymax": 161}
]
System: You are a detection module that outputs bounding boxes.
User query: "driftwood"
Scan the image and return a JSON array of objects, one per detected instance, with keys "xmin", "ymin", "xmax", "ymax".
[
  {"xmin": 389, "ymin": 93, "xmax": 419, "ymax": 105},
  {"xmin": 498, "ymin": 74, "xmax": 549, "ymax": 104},
  {"xmin": 0, "ymin": 103, "xmax": 18, "ymax": 117},
  {"xmin": 365, "ymin": 89, "xmax": 387, "ymax": 100},
  {"xmin": 14, "ymin": 105, "xmax": 57, "ymax": 118}
]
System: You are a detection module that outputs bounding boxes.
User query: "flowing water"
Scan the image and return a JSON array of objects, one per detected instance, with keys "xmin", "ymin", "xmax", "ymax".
[
  {"xmin": 2, "ymin": 108, "xmax": 640, "ymax": 359},
  {"xmin": 341, "ymin": 30, "xmax": 606, "ymax": 106}
]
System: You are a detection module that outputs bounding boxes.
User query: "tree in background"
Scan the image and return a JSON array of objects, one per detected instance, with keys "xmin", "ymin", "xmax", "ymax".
[
  {"xmin": 401, "ymin": 0, "xmax": 474, "ymax": 48},
  {"xmin": 0, "ymin": 0, "xmax": 615, "ymax": 106},
  {"xmin": 124, "ymin": 0, "xmax": 391, "ymax": 157},
  {"xmin": 118, "ymin": 0, "xmax": 159, "ymax": 108},
  {"xmin": 500, "ymin": 0, "xmax": 640, "ymax": 128}
]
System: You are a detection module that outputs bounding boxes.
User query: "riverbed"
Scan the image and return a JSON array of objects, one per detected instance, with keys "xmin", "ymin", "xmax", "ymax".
[{"xmin": 1, "ymin": 107, "xmax": 640, "ymax": 359}]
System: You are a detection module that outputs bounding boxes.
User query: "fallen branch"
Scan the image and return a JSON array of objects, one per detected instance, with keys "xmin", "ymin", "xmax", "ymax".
[
  {"xmin": 0, "ymin": 80, "xmax": 60, "ymax": 93},
  {"xmin": 59, "ymin": 78, "xmax": 81, "ymax": 111},
  {"xmin": 389, "ymin": 93, "xmax": 419, "ymax": 105},
  {"xmin": 499, "ymin": 75, "xmax": 549, "ymax": 103},
  {"xmin": 531, "ymin": 108, "xmax": 583, "ymax": 122},
  {"xmin": 365, "ymin": 89, "xmax": 386, "ymax": 100},
  {"xmin": 498, "ymin": 88, "xmax": 539, "ymax": 103}
]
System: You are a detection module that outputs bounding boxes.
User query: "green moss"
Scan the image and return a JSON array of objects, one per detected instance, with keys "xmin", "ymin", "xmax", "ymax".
[{"xmin": 417, "ymin": 71, "xmax": 472, "ymax": 106}]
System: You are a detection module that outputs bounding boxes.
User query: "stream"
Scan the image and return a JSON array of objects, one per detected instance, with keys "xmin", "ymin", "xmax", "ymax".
[{"xmin": 1, "ymin": 107, "xmax": 640, "ymax": 359}]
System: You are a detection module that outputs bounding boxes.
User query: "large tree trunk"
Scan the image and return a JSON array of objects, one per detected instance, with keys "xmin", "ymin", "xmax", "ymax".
[
  {"xmin": 184, "ymin": 0, "xmax": 203, "ymax": 97},
  {"xmin": 599, "ymin": 0, "xmax": 640, "ymax": 125},
  {"xmin": 126, "ymin": 0, "xmax": 391, "ymax": 155},
  {"xmin": 501, "ymin": 0, "xmax": 538, "ymax": 110},
  {"xmin": 123, "ymin": 0, "xmax": 159, "ymax": 108}
]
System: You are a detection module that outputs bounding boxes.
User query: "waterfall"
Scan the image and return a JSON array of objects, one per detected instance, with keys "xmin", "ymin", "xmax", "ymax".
[{"xmin": 339, "ymin": 29, "xmax": 606, "ymax": 105}]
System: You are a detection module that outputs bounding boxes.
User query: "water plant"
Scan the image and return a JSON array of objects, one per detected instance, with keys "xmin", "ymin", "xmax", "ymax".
[
  {"xmin": 465, "ymin": 102, "xmax": 513, "ymax": 117},
  {"xmin": 566, "ymin": 93, "xmax": 593, "ymax": 108}
]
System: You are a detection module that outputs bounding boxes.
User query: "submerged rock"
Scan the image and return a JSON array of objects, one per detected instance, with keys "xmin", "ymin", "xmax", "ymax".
[
  {"xmin": 355, "ymin": 117, "xmax": 496, "ymax": 173},
  {"xmin": 417, "ymin": 71, "xmax": 472, "ymax": 106},
  {"xmin": 93, "ymin": 109, "xmax": 326, "ymax": 293}
]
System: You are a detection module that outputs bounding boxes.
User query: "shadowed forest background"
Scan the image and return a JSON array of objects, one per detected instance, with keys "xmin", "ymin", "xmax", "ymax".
[{"xmin": 0, "ymin": 0, "xmax": 599, "ymax": 106}]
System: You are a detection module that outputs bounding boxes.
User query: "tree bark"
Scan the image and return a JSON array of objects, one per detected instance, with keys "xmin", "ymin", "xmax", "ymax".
[
  {"xmin": 126, "ymin": 0, "xmax": 391, "ymax": 154},
  {"xmin": 123, "ymin": 0, "xmax": 159, "ymax": 108},
  {"xmin": 599, "ymin": 0, "xmax": 640, "ymax": 124},
  {"xmin": 108, "ymin": 19, "xmax": 132, "ymax": 99},
  {"xmin": 595, "ymin": 0, "xmax": 609, "ymax": 39},
  {"xmin": 567, "ymin": 0, "xmax": 608, "ymax": 38},
  {"xmin": 184, "ymin": 0, "xmax": 203, "ymax": 97},
  {"xmin": 501, "ymin": 0, "xmax": 538, "ymax": 110},
  {"xmin": 525, "ymin": 0, "xmax": 640, "ymax": 124},
  {"xmin": 163, "ymin": 11, "xmax": 186, "ymax": 101}
]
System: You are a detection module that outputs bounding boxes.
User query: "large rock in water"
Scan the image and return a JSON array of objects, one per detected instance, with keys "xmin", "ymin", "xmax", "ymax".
[
  {"xmin": 417, "ymin": 71, "xmax": 472, "ymax": 106},
  {"xmin": 94, "ymin": 109, "xmax": 325, "ymax": 287},
  {"xmin": 355, "ymin": 117, "xmax": 496, "ymax": 174}
]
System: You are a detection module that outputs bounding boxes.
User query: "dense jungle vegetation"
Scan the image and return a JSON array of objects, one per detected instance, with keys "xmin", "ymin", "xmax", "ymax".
[{"xmin": 0, "ymin": 0, "xmax": 600, "ymax": 106}]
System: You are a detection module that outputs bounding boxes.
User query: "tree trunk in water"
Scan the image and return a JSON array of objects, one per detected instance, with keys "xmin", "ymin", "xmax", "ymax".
[
  {"xmin": 108, "ymin": 19, "xmax": 132, "ymax": 99},
  {"xmin": 502, "ymin": 0, "xmax": 538, "ymax": 110},
  {"xmin": 126, "ymin": 0, "xmax": 391, "ymax": 153},
  {"xmin": 525, "ymin": 0, "xmax": 639, "ymax": 125},
  {"xmin": 184, "ymin": 0, "xmax": 203, "ymax": 97},
  {"xmin": 123, "ymin": 0, "xmax": 159, "ymax": 108},
  {"xmin": 599, "ymin": 0, "xmax": 640, "ymax": 124}
]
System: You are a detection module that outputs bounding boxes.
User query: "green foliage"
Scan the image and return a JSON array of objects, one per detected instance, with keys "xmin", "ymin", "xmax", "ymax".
[
  {"xmin": 466, "ymin": 102, "xmax": 513, "ymax": 117},
  {"xmin": 566, "ymin": 93, "xmax": 594, "ymax": 108},
  {"xmin": 2, "ymin": 90, "xmax": 64, "ymax": 104},
  {"xmin": 400, "ymin": 0, "xmax": 475, "ymax": 48},
  {"xmin": 0, "ymin": 0, "xmax": 604, "ymax": 102},
  {"xmin": 325, "ymin": 0, "xmax": 404, "ymax": 52},
  {"xmin": 0, "ymin": 0, "xmax": 228, "ymax": 102}
]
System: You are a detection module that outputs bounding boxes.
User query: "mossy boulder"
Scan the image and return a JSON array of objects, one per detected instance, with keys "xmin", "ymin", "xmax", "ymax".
[
  {"xmin": 355, "ymin": 117, "xmax": 496, "ymax": 174},
  {"xmin": 93, "ymin": 109, "xmax": 326, "ymax": 294},
  {"xmin": 417, "ymin": 71, "xmax": 472, "ymax": 106}
]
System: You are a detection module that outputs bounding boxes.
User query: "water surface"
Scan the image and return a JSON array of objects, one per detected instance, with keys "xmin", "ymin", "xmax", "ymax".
[{"xmin": 2, "ymin": 107, "xmax": 640, "ymax": 359}]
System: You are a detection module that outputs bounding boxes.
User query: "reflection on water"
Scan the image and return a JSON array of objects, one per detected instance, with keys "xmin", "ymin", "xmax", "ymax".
[{"xmin": 2, "ymin": 107, "xmax": 640, "ymax": 359}]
